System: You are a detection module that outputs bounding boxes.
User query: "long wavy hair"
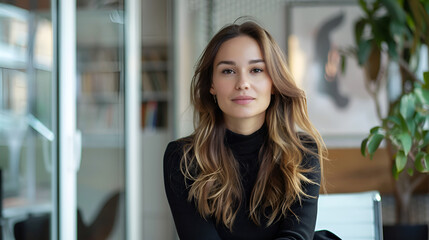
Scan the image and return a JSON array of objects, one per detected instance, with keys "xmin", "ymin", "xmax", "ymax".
[{"xmin": 180, "ymin": 20, "xmax": 327, "ymax": 230}]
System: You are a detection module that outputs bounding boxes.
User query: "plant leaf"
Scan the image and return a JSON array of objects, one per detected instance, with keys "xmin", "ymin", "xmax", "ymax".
[
  {"xmin": 361, "ymin": 138, "xmax": 369, "ymax": 156},
  {"xmin": 386, "ymin": 116, "xmax": 402, "ymax": 126},
  {"xmin": 389, "ymin": 20, "xmax": 405, "ymax": 37},
  {"xmin": 415, "ymin": 88, "xmax": 429, "ymax": 105},
  {"xmin": 358, "ymin": 0, "xmax": 370, "ymax": 15},
  {"xmin": 357, "ymin": 39, "xmax": 372, "ymax": 65},
  {"xmin": 381, "ymin": 0, "xmax": 407, "ymax": 23},
  {"xmin": 355, "ymin": 18, "xmax": 367, "ymax": 46},
  {"xmin": 387, "ymin": 40, "xmax": 398, "ymax": 60},
  {"xmin": 406, "ymin": 13, "xmax": 416, "ymax": 32},
  {"xmin": 421, "ymin": 2, "xmax": 429, "ymax": 29},
  {"xmin": 374, "ymin": 16, "xmax": 390, "ymax": 45},
  {"xmin": 421, "ymin": 130, "xmax": 429, "ymax": 148},
  {"xmin": 370, "ymin": 126, "xmax": 382, "ymax": 134},
  {"xmin": 414, "ymin": 112, "xmax": 426, "ymax": 125},
  {"xmin": 415, "ymin": 152, "xmax": 425, "ymax": 172},
  {"xmin": 400, "ymin": 94, "xmax": 416, "ymax": 119},
  {"xmin": 397, "ymin": 132, "xmax": 412, "ymax": 156},
  {"xmin": 406, "ymin": 118, "xmax": 416, "ymax": 137},
  {"xmin": 407, "ymin": 168, "xmax": 414, "ymax": 176},
  {"xmin": 368, "ymin": 133, "xmax": 384, "ymax": 157},
  {"xmin": 425, "ymin": 154, "xmax": 429, "ymax": 172},
  {"xmin": 424, "ymin": 154, "xmax": 429, "ymax": 172},
  {"xmin": 395, "ymin": 151, "xmax": 407, "ymax": 172},
  {"xmin": 398, "ymin": 114, "xmax": 410, "ymax": 133},
  {"xmin": 424, "ymin": 72, "xmax": 429, "ymax": 88},
  {"xmin": 392, "ymin": 164, "xmax": 399, "ymax": 180}
]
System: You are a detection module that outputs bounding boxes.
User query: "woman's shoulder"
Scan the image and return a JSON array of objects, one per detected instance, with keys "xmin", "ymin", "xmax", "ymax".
[
  {"xmin": 165, "ymin": 135, "xmax": 192, "ymax": 153},
  {"xmin": 296, "ymin": 132, "xmax": 320, "ymax": 172},
  {"xmin": 297, "ymin": 132, "xmax": 317, "ymax": 151},
  {"xmin": 163, "ymin": 137, "xmax": 194, "ymax": 198},
  {"xmin": 164, "ymin": 136, "xmax": 193, "ymax": 167}
]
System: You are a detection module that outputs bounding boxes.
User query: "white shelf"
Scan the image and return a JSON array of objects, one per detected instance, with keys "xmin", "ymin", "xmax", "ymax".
[
  {"xmin": 0, "ymin": 43, "xmax": 26, "ymax": 69},
  {"xmin": 34, "ymin": 62, "xmax": 52, "ymax": 71},
  {"xmin": 141, "ymin": 91, "xmax": 170, "ymax": 101},
  {"xmin": 82, "ymin": 132, "xmax": 124, "ymax": 148},
  {"xmin": 79, "ymin": 61, "xmax": 121, "ymax": 72},
  {"xmin": 142, "ymin": 61, "xmax": 167, "ymax": 71},
  {"xmin": 79, "ymin": 93, "xmax": 120, "ymax": 103},
  {"xmin": 0, "ymin": 43, "xmax": 52, "ymax": 71},
  {"xmin": 3, "ymin": 200, "xmax": 51, "ymax": 219}
]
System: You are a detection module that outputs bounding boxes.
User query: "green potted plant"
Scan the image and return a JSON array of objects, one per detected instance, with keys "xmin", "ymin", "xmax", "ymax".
[{"xmin": 342, "ymin": 0, "xmax": 429, "ymax": 237}]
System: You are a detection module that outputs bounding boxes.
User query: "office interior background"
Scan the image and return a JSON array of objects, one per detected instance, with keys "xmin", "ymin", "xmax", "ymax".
[{"xmin": 0, "ymin": 0, "xmax": 428, "ymax": 239}]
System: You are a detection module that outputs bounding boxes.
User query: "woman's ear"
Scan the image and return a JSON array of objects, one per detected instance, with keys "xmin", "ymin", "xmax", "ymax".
[{"xmin": 210, "ymin": 86, "xmax": 215, "ymax": 95}]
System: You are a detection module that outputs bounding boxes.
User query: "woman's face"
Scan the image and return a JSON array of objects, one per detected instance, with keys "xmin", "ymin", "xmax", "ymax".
[{"xmin": 210, "ymin": 35, "xmax": 273, "ymax": 133}]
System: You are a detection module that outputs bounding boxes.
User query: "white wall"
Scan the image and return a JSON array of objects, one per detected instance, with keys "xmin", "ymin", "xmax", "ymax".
[
  {"xmin": 141, "ymin": 0, "xmax": 168, "ymax": 45},
  {"xmin": 141, "ymin": 132, "xmax": 175, "ymax": 240}
]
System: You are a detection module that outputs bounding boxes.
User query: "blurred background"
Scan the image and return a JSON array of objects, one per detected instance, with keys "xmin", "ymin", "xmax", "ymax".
[{"xmin": 0, "ymin": 0, "xmax": 428, "ymax": 239}]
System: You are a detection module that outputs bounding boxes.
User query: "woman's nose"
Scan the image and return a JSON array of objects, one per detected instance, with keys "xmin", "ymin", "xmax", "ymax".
[{"xmin": 235, "ymin": 74, "xmax": 250, "ymax": 90}]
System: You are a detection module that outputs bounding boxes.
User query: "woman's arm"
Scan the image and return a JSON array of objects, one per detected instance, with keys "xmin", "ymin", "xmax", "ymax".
[
  {"xmin": 163, "ymin": 141, "xmax": 222, "ymax": 240},
  {"xmin": 274, "ymin": 142, "xmax": 321, "ymax": 240}
]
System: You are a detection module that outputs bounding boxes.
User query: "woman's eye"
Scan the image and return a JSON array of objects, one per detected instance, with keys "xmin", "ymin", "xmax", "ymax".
[
  {"xmin": 222, "ymin": 69, "xmax": 235, "ymax": 74},
  {"xmin": 251, "ymin": 68, "xmax": 263, "ymax": 73}
]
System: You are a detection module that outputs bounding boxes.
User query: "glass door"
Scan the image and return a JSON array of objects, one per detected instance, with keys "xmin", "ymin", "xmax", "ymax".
[
  {"xmin": 0, "ymin": 1, "xmax": 135, "ymax": 239},
  {"xmin": 75, "ymin": 0, "xmax": 127, "ymax": 239},
  {"xmin": 0, "ymin": 1, "xmax": 56, "ymax": 239}
]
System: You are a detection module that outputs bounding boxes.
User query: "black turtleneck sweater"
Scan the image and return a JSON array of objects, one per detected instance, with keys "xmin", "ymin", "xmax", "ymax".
[{"xmin": 163, "ymin": 126, "xmax": 321, "ymax": 240}]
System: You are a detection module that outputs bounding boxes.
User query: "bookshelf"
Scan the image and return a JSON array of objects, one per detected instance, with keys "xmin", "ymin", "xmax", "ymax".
[
  {"xmin": 141, "ymin": 45, "xmax": 170, "ymax": 132},
  {"xmin": 77, "ymin": 45, "xmax": 123, "ymax": 147},
  {"xmin": 76, "ymin": 8, "xmax": 124, "ymax": 147}
]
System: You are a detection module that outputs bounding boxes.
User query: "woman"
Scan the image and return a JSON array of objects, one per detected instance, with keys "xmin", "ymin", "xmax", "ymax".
[{"xmin": 164, "ymin": 20, "xmax": 330, "ymax": 240}]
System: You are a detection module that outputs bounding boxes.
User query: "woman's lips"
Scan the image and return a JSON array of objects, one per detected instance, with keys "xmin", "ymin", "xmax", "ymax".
[{"xmin": 232, "ymin": 96, "xmax": 254, "ymax": 105}]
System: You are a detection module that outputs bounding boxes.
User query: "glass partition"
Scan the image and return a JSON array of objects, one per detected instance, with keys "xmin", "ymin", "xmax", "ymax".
[
  {"xmin": 0, "ymin": 1, "xmax": 126, "ymax": 239},
  {"xmin": 76, "ymin": 0, "xmax": 125, "ymax": 239},
  {"xmin": 0, "ymin": 1, "xmax": 55, "ymax": 239}
]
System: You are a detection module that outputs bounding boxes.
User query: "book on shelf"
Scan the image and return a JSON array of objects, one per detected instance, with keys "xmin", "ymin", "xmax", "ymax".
[
  {"xmin": 81, "ymin": 72, "xmax": 120, "ymax": 94},
  {"xmin": 141, "ymin": 101, "xmax": 158, "ymax": 130},
  {"xmin": 141, "ymin": 101, "xmax": 167, "ymax": 130},
  {"xmin": 78, "ymin": 102, "xmax": 121, "ymax": 132},
  {"xmin": 156, "ymin": 71, "xmax": 168, "ymax": 91},
  {"xmin": 141, "ymin": 72, "xmax": 153, "ymax": 92},
  {"xmin": 141, "ymin": 71, "xmax": 168, "ymax": 92},
  {"xmin": 140, "ymin": 46, "xmax": 169, "ymax": 131},
  {"xmin": 142, "ymin": 46, "xmax": 166, "ymax": 63}
]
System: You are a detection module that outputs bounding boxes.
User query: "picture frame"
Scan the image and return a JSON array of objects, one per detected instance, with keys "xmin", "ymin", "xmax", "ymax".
[{"xmin": 285, "ymin": 0, "xmax": 388, "ymax": 148}]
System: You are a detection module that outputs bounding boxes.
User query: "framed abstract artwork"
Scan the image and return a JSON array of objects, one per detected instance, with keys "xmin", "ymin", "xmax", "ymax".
[{"xmin": 285, "ymin": 0, "xmax": 388, "ymax": 147}]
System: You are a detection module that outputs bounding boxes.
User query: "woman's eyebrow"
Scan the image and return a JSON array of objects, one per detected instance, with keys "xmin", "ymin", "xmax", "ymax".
[
  {"xmin": 216, "ymin": 59, "xmax": 265, "ymax": 66},
  {"xmin": 249, "ymin": 59, "xmax": 264, "ymax": 64},
  {"xmin": 216, "ymin": 60, "xmax": 235, "ymax": 66}
]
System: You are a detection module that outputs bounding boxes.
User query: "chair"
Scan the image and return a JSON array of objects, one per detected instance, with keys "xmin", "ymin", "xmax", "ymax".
[
  {"xmin": 13, "ymin": 213, "xmax": 50, "ymax": 240},
  {"xmin": 77, "ymin": 191, "xmax": 121, "ymax": 240},
  {"xmin": 315, "ymin": 191, "xmax": 383, "ymax": 240},
  {"xmin": 13, "ymin": 191, "xmax": 121, "ymax": 240}
]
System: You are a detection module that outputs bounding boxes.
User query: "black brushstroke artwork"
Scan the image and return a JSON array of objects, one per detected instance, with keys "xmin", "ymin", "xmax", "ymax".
[{"xmin": 315, "ymin": 12, "xmax": 349, "ymax": 109}]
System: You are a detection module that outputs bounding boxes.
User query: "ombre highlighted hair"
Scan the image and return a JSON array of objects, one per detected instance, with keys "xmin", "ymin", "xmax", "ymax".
[{"xmin": 180, "ymin": 20, "xmax": 327, "ymax": 230}]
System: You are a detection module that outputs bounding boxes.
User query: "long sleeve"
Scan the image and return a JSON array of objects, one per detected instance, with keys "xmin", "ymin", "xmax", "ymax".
[
  {"xmin": 274, "ymin": 143, "xmax": 321, "ymax": 240},
  {"xmin": 163, "ymin": 129, "xmax": 324, "ymax": 240},
  {"xmin": 163, "ymin": 141, "xmax": 222, "ymax": 240}
]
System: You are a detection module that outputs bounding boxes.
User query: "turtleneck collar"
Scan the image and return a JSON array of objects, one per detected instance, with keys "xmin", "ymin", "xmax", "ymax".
[{"xmin": 224, "ymin": 124, "xmax": 267, "ymax": 155}]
